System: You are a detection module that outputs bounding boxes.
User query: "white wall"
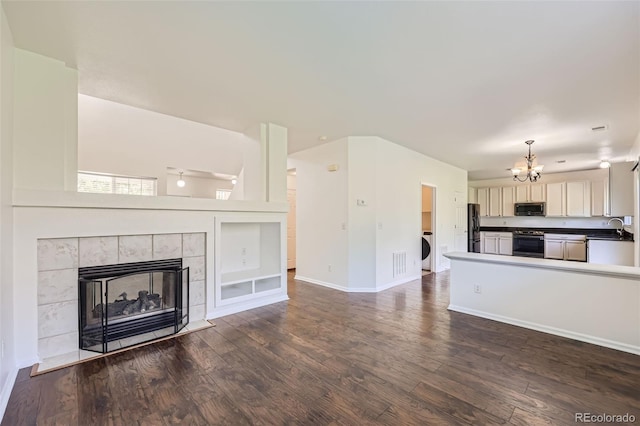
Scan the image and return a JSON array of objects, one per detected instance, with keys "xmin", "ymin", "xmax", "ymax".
[
  {"xmin": 347, "ymin": 138, "xmax": 377, "ymax": 289},
  {"xmin": 13, "ymin": 49, "xmax": 77, "ymax": 191},
  {"xmin": 372, "ymin": 137, "xmax": 467, "ymax": 284},
  {"xmin": 288, "ymin": 139, "xmax": 349, "ymax": 289},
  {"xmin": 78, "ymin": 95, "xmax": 247, "ymax": 196},
  {"xmin": 0, "ymin": 7, "xmax": 15, "ymax": 418},
  {"xmin": 289, "ymin": 136, "xmax": 468, "ymax": 292}
]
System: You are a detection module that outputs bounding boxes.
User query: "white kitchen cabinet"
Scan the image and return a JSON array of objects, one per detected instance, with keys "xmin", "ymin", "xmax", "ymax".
[
  {"xmin": 481, "ymin": 232, "xmax": 512, "ymax": 255},
  {"xmin": 544, "ymin": 240, "xmax": 565, "ymax": 260},
  {"xmin": 546, "ymin": 182, "xmax": 565, "ymax": 216},
  {"xmin": 477, "ymin": 188, "xmax": 489, "ymax": 217},
  {"xmin": 468, "ymin": 187, "xmax": 477, "ymax": 204},
  {"xmin": 609, "ymin": 161, "xmax": 634, "ymax": 216},
  {"xmin": 498, "ymin": 235, "xmax": 513, "ymax": 255},
  {"xmin": 590, "ymin": 179, "xmax": 608, "ymax": 217},
  {"xmin": 515, "ymin": 186, "xmax": 529, "ymax": 203},
  {"xmin": 565, "ymin": 240, "xmax": 587, "ymax": 261},
  {"xmin": 588, "ymin": 240, "xmax": 634, "ymax": 266},
  {"xmin": 530, "ymin": 184, "xmax": 546, "ymax": 202},
  {"xmin": 544, "ymin": 234, "xmax": 587, "ymax": 261},
  {"xmin": 501, "ymin": 187, "xmax": 515, "ymax": 217},
  {"xmin": 566, "ymin": 181, "xmax": 591, "ymax": 217},
  {"xmin": 515, "ymin": 184, "xmax": 545, "ymax": 203},
  {"xmin": 489, "ymin": 187, "xmax": 502, "ymax": 217}
]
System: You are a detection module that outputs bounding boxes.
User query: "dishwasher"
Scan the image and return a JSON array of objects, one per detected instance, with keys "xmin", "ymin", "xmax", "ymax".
[{"xmin": 543, "ymin": 234, "xmax": 587, "ymax": 261}]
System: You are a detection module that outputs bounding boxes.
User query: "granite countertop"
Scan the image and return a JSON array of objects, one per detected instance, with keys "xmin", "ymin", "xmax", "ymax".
[{"xmin": 479, "ymin": 226, "xmax": 634, "ymax": 242}]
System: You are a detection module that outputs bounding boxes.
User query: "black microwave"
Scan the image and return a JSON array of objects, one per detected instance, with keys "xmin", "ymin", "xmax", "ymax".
[{"xmin": 514, "ymin": 202, "xmax": 546, "ymax": 216}]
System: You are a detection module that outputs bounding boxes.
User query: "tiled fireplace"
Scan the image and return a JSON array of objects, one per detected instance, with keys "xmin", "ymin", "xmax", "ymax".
[{"xmin": 37, "ymin": 233, "xmax": 206, "ymax": 360}]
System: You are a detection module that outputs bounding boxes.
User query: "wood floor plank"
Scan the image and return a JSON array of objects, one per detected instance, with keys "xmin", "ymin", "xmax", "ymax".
[{"xmin": 3, "ymin": 271, "xmax": 639, "ymax": 425}]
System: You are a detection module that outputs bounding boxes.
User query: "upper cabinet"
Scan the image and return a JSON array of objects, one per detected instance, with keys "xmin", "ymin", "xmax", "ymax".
[
  {"xmin": 470, "ymin": 169, "xmax": 611, "ymax": 219},
  {"xmin": 489, "ymin": 187, "xmax": 501, "ymax": 217},
  {"xmin": 591, "ymin": 179, "xmax": 608, "ymax": 217},
  {"xmin": 546, "ymin": 182, "xmax": 565, "ymax": 216},
  {"xmin": 477, "ymin": 188, "xmax": 489, "ymax": 217},
  {"xmin": 515, "ymin": 184, "xmax": 546, "ymax": 203},
  {"xmin": 501, "ymin": 187, "xmax": 515, "ymax": 217},
  {"xmin": 545, "ymin": 181, "xmax": 592, "ymax": 217},
  {"xmin": 566, "ymin": 181, "xmax": 591, "ymax": 217},
  {"xmin": 468, "ymin": 187, "xmax": 477, "ymax": 204},
  {"xmin": 609, "ymin": 161, "xmax": 634, "ymax": 217}
]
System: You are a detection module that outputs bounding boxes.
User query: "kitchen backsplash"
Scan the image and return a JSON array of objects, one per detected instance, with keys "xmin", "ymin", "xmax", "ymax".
[{"xmin": 480, "ymin": 216, "xmax": 633, "ymax": 230}]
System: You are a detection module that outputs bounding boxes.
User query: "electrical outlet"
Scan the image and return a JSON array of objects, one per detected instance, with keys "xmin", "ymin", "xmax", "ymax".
[
  {"xmin": 241, "ymin": 247, "xmax": 246, "ymax": 255},
  {"xmin": 242, "ymin": 259, "xmax": 246, "ymax": 266},
  {"xmin": 474, "ymin": 284, "xmax": 481, "ymax": 294},
  {"xmin": 328, "ymin": 264, "xmax": 332, "ymax": 272}
]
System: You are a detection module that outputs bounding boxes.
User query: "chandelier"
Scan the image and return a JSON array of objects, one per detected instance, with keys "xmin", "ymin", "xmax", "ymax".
[{"xmin": 511, "ymin": 140, "xmax": 543, "ymax": 182}]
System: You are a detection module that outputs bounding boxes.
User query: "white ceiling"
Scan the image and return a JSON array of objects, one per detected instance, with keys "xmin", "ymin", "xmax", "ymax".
[{"xmin": 3, "ymin": 1, "xmax": 639, "ymax": 180}]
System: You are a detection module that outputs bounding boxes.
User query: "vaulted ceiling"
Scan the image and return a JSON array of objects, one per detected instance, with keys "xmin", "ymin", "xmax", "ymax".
[{"xmin": 3, "ymin": 1, "xmax": 639, "ymax": 179}]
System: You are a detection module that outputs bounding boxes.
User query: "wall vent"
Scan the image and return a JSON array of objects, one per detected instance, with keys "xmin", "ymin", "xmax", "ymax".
[{"xmin": 392, "ymin": 251, "xmax": 407, "ymax": 278}]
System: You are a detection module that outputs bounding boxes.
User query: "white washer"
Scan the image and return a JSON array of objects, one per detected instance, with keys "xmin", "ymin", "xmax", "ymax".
[{"xmin": 422, "ymin": 232, "xmax": 432, "ymax": 270}]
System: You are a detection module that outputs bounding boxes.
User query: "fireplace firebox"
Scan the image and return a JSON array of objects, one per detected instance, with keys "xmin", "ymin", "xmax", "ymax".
[{"xmin": 78, "ymin": 259, "xmax": 189, "ymax": 353}]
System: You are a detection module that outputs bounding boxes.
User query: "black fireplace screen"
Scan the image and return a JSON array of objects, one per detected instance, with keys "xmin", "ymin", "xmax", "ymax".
[{"xmin": 78, "ymin": 259, "xmax": 189, "ymax": 353}]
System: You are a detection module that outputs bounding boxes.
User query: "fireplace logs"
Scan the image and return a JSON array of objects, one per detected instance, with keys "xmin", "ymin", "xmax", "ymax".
[{"xmin": 92, "ymin": 290, "xmax": 162, "ymax": 318}]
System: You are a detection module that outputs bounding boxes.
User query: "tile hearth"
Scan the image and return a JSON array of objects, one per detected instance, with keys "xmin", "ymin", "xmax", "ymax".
[{"xmin": 33, "ymin": 319, "xmax": 213, "ymax": 375}]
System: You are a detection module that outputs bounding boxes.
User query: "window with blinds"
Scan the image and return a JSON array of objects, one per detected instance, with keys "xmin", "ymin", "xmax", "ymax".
[{"xmin": 78, "ymin": 172, "xmax": 157, "ymax": 196}]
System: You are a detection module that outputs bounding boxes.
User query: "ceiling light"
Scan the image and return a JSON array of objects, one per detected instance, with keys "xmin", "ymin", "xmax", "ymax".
[
  {"xmin": 231, "ymin": 178, "xmax": 237, "ymax": 185},
  {"xmin": 177, "ymin": 172, "xmax": 186, "ymax": 188},
  {"xmin": 599, "ymin": 160, "xmax": 611, "ymax": 169},
  {"xmin": 511, "ymin": 140, "xmax": 543, "ymax": 183},
  {"xmin": 319, "ymin": 136, "xmax": 328, "ymax": 141}
]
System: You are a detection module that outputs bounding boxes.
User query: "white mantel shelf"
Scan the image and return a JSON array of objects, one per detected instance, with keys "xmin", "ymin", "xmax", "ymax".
[
  {"xmin": 444, "ymin": 252, "xmax": 640, "ymax": 280},
  {"xmin": 13, "ymin": 189, "xmax": 288, "ymax": 213}
]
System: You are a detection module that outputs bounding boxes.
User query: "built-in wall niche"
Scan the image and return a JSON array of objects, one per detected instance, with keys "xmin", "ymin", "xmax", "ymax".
[{"xmin": 215, "ymin": 217, "xmax": 285, "ymax": 306}]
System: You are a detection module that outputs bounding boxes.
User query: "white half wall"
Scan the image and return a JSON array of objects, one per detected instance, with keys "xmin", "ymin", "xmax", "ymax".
[
  {"xmin": 78, "ymin": 95, "xmax": 246, "ymax": 196},
  {"xmin": 0, "ymin": 7, "xmax": 16, "ymax": 421},
  {"xmin": 446, "ymin": 252, "xmax": 640, "ymax": 355}
]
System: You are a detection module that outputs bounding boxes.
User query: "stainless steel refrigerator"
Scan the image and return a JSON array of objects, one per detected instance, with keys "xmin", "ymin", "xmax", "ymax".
[{"xmin": 468, "ymin": 204, "xmax": 481, "ymax": 252}]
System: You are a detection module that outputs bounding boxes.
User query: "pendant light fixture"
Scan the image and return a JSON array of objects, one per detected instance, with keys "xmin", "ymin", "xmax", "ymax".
[
  {"xmin": 511, "ymin": 140, "xmax": 544, "ymax": 182},
  {"xmin": 177, "ymin": 171, "xmax": 186, "ymax": 188}
]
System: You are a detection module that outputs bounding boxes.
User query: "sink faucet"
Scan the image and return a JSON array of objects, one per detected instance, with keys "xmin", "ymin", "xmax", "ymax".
[{"xmin": 607, "ymin": 217, "xmax": 625, "ymax": 237}]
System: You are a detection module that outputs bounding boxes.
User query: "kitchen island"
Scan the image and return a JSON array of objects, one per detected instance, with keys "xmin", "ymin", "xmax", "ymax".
[{"xmin": 444, "ymin": 252, "xmax": 640, "ymax": 355}]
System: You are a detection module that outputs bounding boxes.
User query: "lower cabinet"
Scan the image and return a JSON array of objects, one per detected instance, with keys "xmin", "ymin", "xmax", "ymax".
[
  {"xmin": 481, "ymin": 232, "xmax": 512, "ymax": 256},
  {"xmin": 544, "ymin": 235, "xmax": 587, "ymax": 261}
]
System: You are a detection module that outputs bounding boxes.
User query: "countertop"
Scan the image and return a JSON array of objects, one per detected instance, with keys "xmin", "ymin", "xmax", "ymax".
[{"xmin": 480, "ymin": 226, "xmax": 634, "ymax": 242}]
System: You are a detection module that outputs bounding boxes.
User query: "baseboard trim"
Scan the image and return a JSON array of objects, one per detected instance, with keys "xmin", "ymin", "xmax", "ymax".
[
  {"xmin": 0, "ymin": 367, "xmax": 18, "ymax": 423},
  {"xmin": 207, "ymin": 294, "xmax": 289, "ymax": 319},
  {"xmin": 295, "ymin": 275, "xmax": 420, "ymax": 293},
  {"xmin": 447, "ymin": 304, "xmax": 640, "ymax": 356}
]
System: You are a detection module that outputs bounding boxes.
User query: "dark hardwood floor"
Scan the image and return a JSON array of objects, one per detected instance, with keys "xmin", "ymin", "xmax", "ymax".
[{"xmin": 3, "ymin": 271, "xmax": 639, "ymax": 425}]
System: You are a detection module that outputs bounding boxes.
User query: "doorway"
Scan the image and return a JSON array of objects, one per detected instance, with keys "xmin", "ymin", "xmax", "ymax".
[{"xmin": 421, "ymin": 185, "xmax": 435, "ymax": 272}]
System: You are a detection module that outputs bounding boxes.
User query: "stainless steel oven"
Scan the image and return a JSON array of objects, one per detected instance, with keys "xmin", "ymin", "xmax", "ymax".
[{"xmin": 512, "ymin": 230, "xmax": 545, "ymax": 258}]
